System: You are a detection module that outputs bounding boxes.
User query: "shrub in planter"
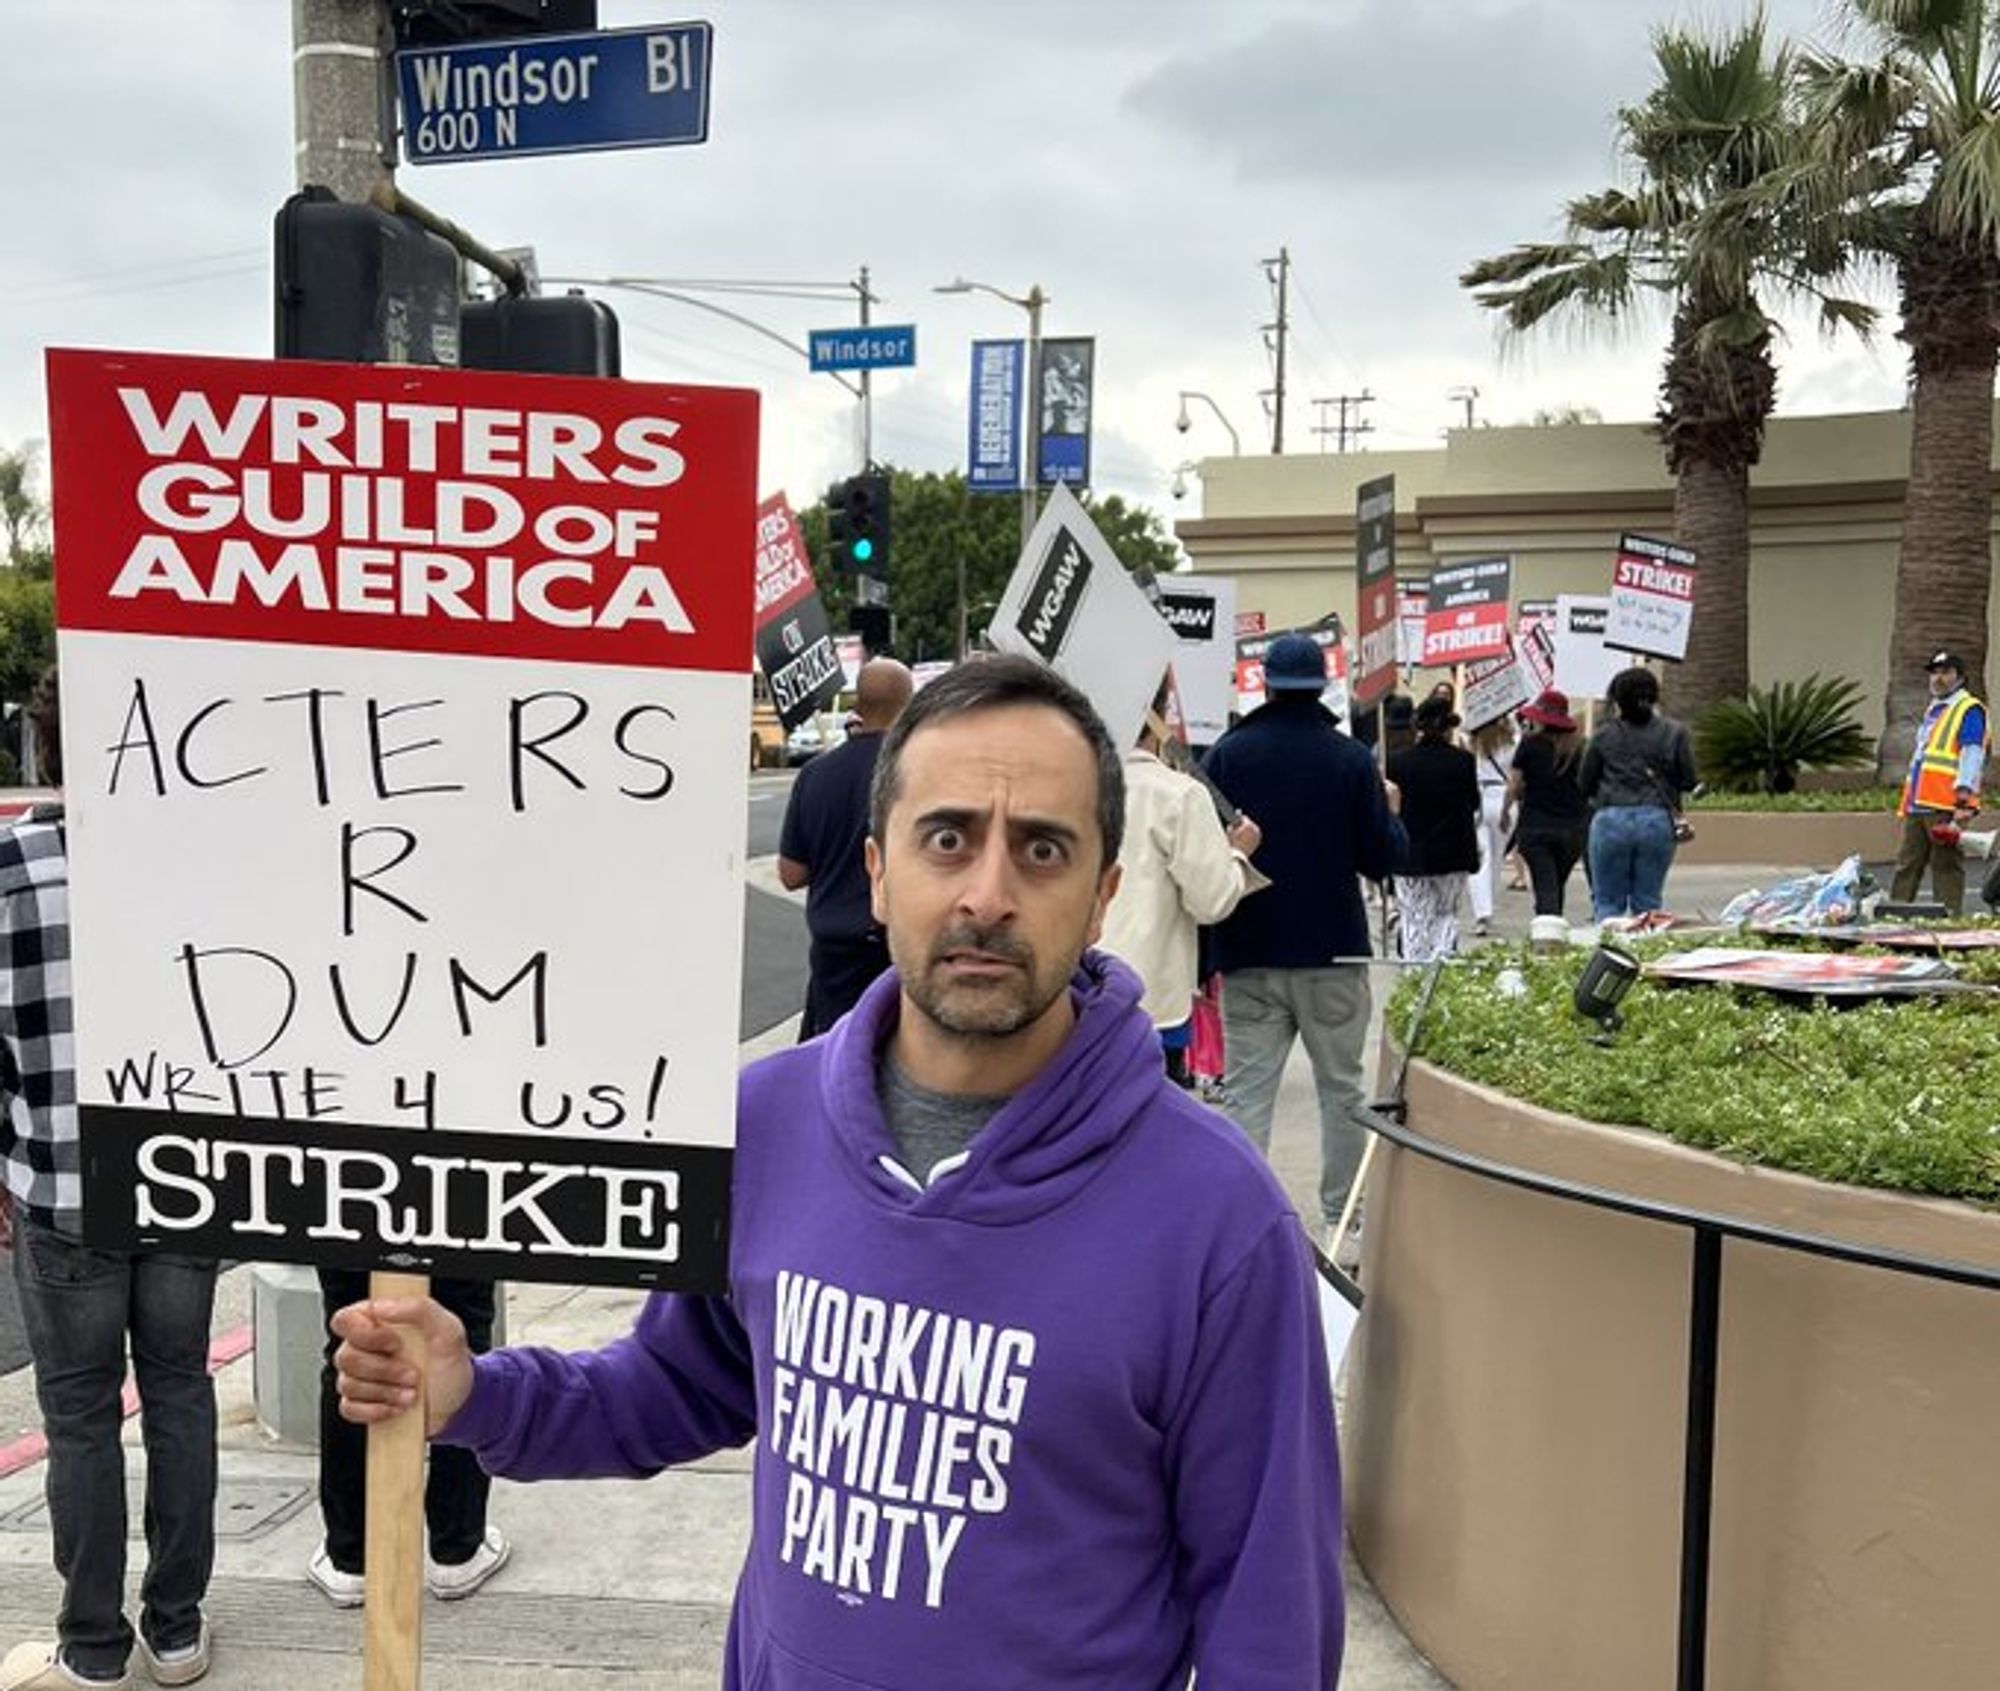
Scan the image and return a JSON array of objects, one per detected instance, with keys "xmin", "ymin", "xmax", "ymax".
[
  {"xmin": 1390, "ymin": 938, "xmax": 2000, "ymax": 1203},
  {"xmin": 1694, "ymin": 674, "xmax": 1873, "ymax": 795}
]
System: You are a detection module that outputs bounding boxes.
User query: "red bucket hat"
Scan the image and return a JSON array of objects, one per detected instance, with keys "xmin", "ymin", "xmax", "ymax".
[{"xmin": 1519, "ymin": 688, "xmax": 1577, "ymax": 732}]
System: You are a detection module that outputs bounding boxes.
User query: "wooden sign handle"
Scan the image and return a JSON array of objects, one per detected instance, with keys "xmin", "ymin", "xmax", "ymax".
[{"xmin": 363, "ymin": 1270, "xmax": 430, "ymax": 1691}]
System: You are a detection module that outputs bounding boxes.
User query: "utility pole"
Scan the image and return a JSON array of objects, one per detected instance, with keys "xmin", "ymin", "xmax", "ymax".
[
  {"xmin": 263, "ymin": 0, "xmax": 403, "ymax": 1455},
  {"xmin": 1310, "ymin": 397, "xmax": 1339, "ymax": 452},
  {"xmin": 1261, "ymin": 245, "xmax": 1290, "ymax": 453},
  {"xmin": 294, "ymin": 0, "xmax": 394, "ymax": 200},
  {"xmin": 1318, "ymin": 391, "xmax": 1375, "ymax": 452},
  {"xmin": 1448, "ymin": 385, "xmax": 1481, "ymax": 431}
]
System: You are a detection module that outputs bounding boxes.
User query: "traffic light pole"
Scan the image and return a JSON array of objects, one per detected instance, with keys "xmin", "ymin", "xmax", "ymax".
[{"xmin": 293, "ymin": 0, "xmax": 394, "ymax": 200}]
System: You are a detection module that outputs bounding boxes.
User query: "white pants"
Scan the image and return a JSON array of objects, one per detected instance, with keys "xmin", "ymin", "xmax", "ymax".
[{"xmin": 1469, "ymin": 781, "xmax": 1509, "ymax": 922}]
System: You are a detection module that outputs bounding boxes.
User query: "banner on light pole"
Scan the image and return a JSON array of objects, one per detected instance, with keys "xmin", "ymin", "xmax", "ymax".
[
  {"xmin": 966, "ymin": 338, "xmax": 1023, "ymax": 492},
  {"xmin": 1036, "ymin": 337, "xmax": 1094, "ymax": 488}
]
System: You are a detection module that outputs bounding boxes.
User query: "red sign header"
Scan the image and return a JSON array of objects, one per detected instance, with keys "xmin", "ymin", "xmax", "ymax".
[{"xmin": 48, "ymin": 348, "xmax": 759, "ymax": 673}]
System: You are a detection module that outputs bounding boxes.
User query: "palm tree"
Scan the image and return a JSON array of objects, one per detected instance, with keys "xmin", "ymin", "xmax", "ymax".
[
  {"xmin": 1797, "ymin": 1, "xmax": 2000, "ymax": 777},
  {"xmin": 1463, "ymin": 16, "xmax": 1872, "ymax": 717}
]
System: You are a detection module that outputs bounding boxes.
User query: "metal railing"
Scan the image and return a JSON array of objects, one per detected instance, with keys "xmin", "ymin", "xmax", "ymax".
[{"xmin": 1361, "ymin": 1074, "xmax": 2000, "ymax": 1691}]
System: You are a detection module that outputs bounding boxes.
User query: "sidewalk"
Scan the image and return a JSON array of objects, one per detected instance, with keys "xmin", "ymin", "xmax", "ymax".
[{"xmin": 0, "ymin": 856, "xmax": 1802, "ymax": 1688}]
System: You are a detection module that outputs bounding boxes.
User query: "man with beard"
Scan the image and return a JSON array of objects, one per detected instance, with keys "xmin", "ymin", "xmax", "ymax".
[{"xmin": 329, "ymin": 654, "xmax": 1344, "ymax": 1690}]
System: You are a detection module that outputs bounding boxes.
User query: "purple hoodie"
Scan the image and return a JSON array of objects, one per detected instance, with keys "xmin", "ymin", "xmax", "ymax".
[{"xmin": 443, "ymin": 951, "xmax": 1344, "ymax": 1688}]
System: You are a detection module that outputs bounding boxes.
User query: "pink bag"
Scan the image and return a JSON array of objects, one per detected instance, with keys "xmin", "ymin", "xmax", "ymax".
[{"xmin": 1188, "ymin": 977, "xmax": 1226, "ymax": 1081}]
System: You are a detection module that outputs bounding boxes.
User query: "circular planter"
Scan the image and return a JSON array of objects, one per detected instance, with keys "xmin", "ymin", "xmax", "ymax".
[{"xmin": 1342, "ymin": 1059, "xmax": 2000, "ymax": 1691}]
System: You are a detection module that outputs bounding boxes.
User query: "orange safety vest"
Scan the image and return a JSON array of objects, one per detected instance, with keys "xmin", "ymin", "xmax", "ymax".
[{"xmin": 1901, "ymin": 691, "xmax": 1983, "ymax": 814}]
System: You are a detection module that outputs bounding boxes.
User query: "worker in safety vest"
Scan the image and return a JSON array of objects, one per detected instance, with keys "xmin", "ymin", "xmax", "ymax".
[{"xmin": 1892, "ymin": 650, "xmax": 1988, "ymax": 913}]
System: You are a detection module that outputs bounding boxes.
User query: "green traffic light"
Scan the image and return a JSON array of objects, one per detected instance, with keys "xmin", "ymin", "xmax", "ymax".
[{"xmin": 853, "ymin": 537, "xmax": 874, "ymax": 564}]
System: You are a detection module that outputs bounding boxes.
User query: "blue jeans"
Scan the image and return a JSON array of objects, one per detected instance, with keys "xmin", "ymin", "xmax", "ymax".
[
  {"xmin": 1218, "ymin": 965, "xmax": 1375, "ymax": 1227},
  {"xmin": 1589, "ymin": 805, "xmax": 1676, "ymax": 919},
  {"xmin": 11, "ymin": 1215, "xmax": 219, "ymax": 1680}
]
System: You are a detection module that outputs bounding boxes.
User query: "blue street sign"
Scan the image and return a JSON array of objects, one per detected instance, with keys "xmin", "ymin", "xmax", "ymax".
[
  {"xmin": 807, "ymin": 325, "xmax": 917, "ymax": 373},
  {"xmin": 396, "ymin": 22, "xmax": 712, "ymax": 165}
]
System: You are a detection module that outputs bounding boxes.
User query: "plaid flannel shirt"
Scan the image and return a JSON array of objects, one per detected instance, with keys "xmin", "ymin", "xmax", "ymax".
[{"xmin": 0, "ymin": 809, "xmax": 78, "ymax": 1237}]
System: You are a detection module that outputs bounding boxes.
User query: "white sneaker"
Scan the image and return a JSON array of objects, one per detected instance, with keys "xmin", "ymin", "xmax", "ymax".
[
  {"xmin": 137, "ymin": 1614, "xmax": 210, "ymax": 1687},
  {"xmin": 0, "ymin": 1642, "xmax": 131, "ymax": 1689},
  {"xmin": 426, "ymin": 1527, "xmax": 511, "ymax": 1601},
  {"xmin": 306, "ymin": 1544, "xmax": 366, "ymax": 1610}
]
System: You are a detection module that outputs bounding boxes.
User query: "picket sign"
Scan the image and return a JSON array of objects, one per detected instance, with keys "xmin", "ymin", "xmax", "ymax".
[
  {"xmin": 46, "ymin": 346, "xmax": 760, "ymax": 1691},
  {"xmin": 985, "ymin": 483, "xmax": 1178, "ymax": 751}
]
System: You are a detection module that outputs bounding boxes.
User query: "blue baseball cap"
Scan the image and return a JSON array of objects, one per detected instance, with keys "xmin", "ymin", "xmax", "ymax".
[{"xmin": 1263, "ymin": 632, "xmax": 1328, "ymax": 691}]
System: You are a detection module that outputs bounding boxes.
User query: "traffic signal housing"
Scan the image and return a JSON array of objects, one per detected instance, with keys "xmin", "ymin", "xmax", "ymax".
[
  {"xmin": 274, "ymin": 187, "xmax": 460, "ymax": 366},
  {"xmin": 826, "ymin": 471, "xmax": 891, "ymax": 575},
  {"xmin": 461, "ymin": 293, "xmax": 622, "ymax": 376}
]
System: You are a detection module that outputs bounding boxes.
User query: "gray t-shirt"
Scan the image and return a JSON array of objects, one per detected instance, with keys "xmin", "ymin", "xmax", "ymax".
[{"xmin": 877, "ymin": 1055, "xmax": 1007, "ymax": 1185}]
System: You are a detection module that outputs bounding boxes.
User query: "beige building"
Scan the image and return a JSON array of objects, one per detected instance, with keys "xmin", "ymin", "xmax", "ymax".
[{"xmin": 1172, "ymin": 407, "xmax": 2000, "ymax": 718}]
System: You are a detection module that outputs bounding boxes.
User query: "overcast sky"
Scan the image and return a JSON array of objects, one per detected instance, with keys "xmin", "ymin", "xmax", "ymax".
[{"xmin": 1, "ymin": 0, "xmax": 1907, "ymax": 529}]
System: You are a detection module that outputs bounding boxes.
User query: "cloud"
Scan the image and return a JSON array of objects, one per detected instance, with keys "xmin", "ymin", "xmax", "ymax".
[{"xmin": 1123, "ymin": 3, "xmax": 1634, "ymax": 189}]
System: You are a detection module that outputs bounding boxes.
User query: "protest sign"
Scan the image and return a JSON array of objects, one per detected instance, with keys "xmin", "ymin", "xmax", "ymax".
[
  {"xmin": 1154, "ymin": 575, "xmax": 1236, "ymax": 746},
  {"xmin": 1518, "ymin": 620, "xmax": 1556, "ymax": 694},
  {"xmin": 1234, "ymin": 636, "xmax": 1268, "ymax": 715},
  {"xmin": 1234, "ymin": 619, "xmax": 1349, "ymax": 722},
  {"xmin": 1396, "ymin": 585, "xmax": 1428, "ymax": 668},
  {"xmin": 985, "ymin": 482, "xmax": 1177, "ymax": 751},
  {"xmin": 1422, "ymin": 556, "xmax": 1513, "ymax": 664},
  {"xmin": 1353, "ymin": 474, "xmax": 1397, "ymax": 706},
  {"xmin": 1604, "ymin": 532, "xmax": 1697, "ymax": 662},
  {"xmin": 1516, "ymin": 598, "xmax": 1556, "ymax": 633},
  {"xmin": 1461, "ymin": 639, "xmax": 1532, "ymax": 730},
  {"xmin": 48, "ymin": 347, "xmax": 757, "ymax": 1291},
  {"xmin": 1234, "ymin": 609, "xmax": 1266, "ymax": 639},
  {"xmin": 1552, "ymin": 593, "xmax": 1623, "ymax": 703},
  {"xmin": 753, "ymin": 494, "xmax": 841, "ymax": 731}
]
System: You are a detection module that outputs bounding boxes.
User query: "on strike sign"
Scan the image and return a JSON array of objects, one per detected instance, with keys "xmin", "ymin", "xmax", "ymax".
[
  {"xmin": 46, "ymin": 347, "xmax": 759, "ymax": 1290},
  {"xmin": 1603, "ymin": 531, "xmax": 1697, "ymax": 661},
  {"xmin": 753, "ymin": 494, "xmax": 841, "ymax": 731},
  {"xmin": 1422, "ymin": 556, "xmax": 1512, "ymax": 664}
]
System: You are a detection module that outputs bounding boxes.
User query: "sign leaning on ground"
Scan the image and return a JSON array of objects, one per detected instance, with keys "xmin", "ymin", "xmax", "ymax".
[
  {"xmin": 985, "ymin": 483, "xmax": 1177, "ymax": 751},
  {"xmin": 754, "ymin": 495, "xmax": 842, "ymax": 731},
  {"xmin": 1603, "ymin": 531, "xmax": 1698, "ymax": 662},
  {"xmin": 396, "ymin": 21, "xmax": 713, "ymax": 165},
  {"xmin": 46, "ymin": 347, "xmax": 758, "ymax": 1291}
]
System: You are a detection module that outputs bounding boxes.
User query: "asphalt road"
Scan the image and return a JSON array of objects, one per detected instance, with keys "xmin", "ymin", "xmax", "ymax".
[{"xmin": 0, "ymin": 772, "xmax": 812, "ymax": 1382}]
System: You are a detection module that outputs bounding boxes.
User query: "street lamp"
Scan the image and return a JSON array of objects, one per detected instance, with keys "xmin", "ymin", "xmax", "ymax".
[
  {"xmin": 933, "ymin": 276, "xmax": 1048, "ymax": 554},
  {"xmin": 1176, "ymin": 390, "xmax": 1241, "ymax": 454}
]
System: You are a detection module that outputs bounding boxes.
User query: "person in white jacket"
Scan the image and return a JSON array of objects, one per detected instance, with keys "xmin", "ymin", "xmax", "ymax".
[{"xmin": 1097, "ymin": 702, "xmax": 1265, "ymax": 1084}]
